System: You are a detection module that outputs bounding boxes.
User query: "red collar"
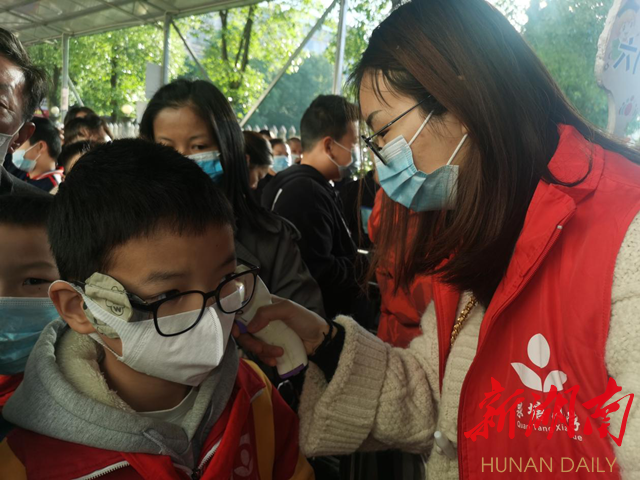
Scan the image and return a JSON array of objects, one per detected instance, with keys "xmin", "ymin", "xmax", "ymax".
[{"xmin": 0, "ymin": 374, "xmax": 23, "ymax": 408}]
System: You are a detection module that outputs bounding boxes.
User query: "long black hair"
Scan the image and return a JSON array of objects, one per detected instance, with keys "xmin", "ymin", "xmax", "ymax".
[{"xmin": 140, "ymin": 79, "xmax": 280, "ymax": 232}]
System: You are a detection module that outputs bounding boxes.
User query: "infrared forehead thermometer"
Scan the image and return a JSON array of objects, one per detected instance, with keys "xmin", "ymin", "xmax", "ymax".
[{"xmin": 235, "ymin": 271, "xmax": 308, "ymax": 379}]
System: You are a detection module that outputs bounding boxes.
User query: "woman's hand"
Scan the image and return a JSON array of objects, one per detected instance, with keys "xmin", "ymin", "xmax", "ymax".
[{"xmin": 232, "ymin": 295, "xmax": 330, "ymax": 366}]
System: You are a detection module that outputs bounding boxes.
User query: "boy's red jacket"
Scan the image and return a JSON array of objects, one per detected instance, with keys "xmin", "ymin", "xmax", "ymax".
[
  {"xmin": 0, "ymin": 361, "xmax": 313, "ymax": 480},
  {"xmin": 0, "ymin": 374, "xmax": 22, "ymax": 408}
]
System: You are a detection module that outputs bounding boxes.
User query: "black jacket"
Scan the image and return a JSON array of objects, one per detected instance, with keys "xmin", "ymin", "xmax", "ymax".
[
  {"xmin": 0, "ymin": 165, "xmax": 48, "ymax": 196},
  {"xmin": 234, "ymin": 215, "xmax": 325, "ymax": 318},
  {"xmin": 262, "ymin": 164, "xmax": 363, "ymax": 320}
]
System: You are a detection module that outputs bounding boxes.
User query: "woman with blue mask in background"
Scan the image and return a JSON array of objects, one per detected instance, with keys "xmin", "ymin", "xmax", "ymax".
[
  {"xmin": 269, "ymin": 138, "xmax": 292, "ymax": 173},
  {"xmin": 139, "ymin": 80, "xmax": 325, "ymax": 321}
]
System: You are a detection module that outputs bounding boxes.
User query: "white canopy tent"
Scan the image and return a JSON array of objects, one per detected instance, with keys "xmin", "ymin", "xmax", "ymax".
[{"xmin": 0, "ymin": 0, "xmax": 349, "ymax": 123}]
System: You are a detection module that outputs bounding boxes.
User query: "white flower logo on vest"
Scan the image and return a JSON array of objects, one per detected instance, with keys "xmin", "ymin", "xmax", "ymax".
[
  {"xmin": 233, "ymin": 433, "xmax": 255, "ymax": 478},
  {"xmin": 509, "ymin": 334, "xmax": 583, "ymax": 441},
  {"xmin": 511, "ymin": 333, "xmax": 568, "ymax": 392}
]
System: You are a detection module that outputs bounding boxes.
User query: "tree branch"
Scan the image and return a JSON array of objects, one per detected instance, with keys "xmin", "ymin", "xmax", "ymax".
[
  {"xmin": 219, "ymin": 10, "xmax": 229, "ymax": 62},
  {"xmin": 234, "ymin": 5, "xmax": 255, "ymax": 70},
  {"xmin": 240, "ymin": 6, "xmax": 255, "ymax": 72}
]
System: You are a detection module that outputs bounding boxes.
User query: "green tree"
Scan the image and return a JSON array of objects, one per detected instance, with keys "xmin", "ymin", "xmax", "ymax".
[
  {"xmin": 193, "ymin": 0, "xmax": 393, "ymax": 124},
  {"xmin": 491, "ymin": 0, "xmax": 613, "ymax": 129},
  {"xmin": 28, "ymin": 24, "xmax": 188, "ymax": 121},
  {"xmin": 26, "ymin": 0, "xmax": 392, "ymax": 128},
  {"xmin": 28, "ymin": 42, "xmax": 61, "ymax": 113},
  {"xmin": 325, "ymin": 0, "xmax": 392, "ymax": 95},
  {"xmin": 249, "ymin": 54, "xmax": 334, "ymax": 129},
  {"xmin": 523, "ymin": 0, "xmax": 612, "ymax": 128},
  {"xmin": 194, "ymin": 0, "xmax": 322, "ymax": 118}
]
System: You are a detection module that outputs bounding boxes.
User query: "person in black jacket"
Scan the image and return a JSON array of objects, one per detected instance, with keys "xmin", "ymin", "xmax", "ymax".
[{"xmin": 262, "ymin": 95, "xmax": 368, "ymax": 323}]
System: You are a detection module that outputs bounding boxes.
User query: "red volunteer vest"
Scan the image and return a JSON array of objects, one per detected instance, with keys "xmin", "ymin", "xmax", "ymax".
[{"xmin": 434, "ymin": 126, "xmax": 640, "ymax": 479}]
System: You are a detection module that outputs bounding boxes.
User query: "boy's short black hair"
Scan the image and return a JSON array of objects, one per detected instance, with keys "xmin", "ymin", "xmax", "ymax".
[
  {"xmin": 57, "ymin": 140, "xmax": 95, "ymax": 170},
  {"xmin": 300, "ymin": 95, "xmax": 359, "ymax": 152},
  {"xmin": 269, "ymin": 138, "xmax": 286, "ymax": 149},
  {"xmin": 63, "ymin": 114, "xmax": 110, "ymax": 144},
  {"xmin": 63, "ymin": 106, "xmax": 97, "ymax": 126},
  {"xmin": 0, "ymin": 193, "xmax": 53, "ymax": 227},
  {"xmin": 49, "ymin": 139, "xmax": 235, "ymax": 281},
  {"xmin": 29, "ymin": 116, "xmax": 62, "ymax": 159},
  {"xmin": 244, "ymin": 131, "xmax": 272, "ymax": 168}
]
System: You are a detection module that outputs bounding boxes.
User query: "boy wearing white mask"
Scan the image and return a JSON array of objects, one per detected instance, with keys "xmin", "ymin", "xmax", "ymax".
[
  {"xmin": 0, "ymin": 193, "xmax": 59, "ymax": 440},
  {"xmin": 287, "ymin": 137, "xmax": 303, "ymax": 164},
  {"xmin": 0, "ymin": 140, "xmax": 313, "ymax": 480}
]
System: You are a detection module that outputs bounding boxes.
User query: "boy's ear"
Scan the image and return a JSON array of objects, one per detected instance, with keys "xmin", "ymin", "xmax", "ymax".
[
  {"xmin": 36, "ymin": 140, "xmax": 49, "ymax": 157},
  {"xmin": 49, "ymin": 282, "xmax": 96, "ymax": 335},
  {"xmin": 321, "ymin": 136, "xmax": 334, "ymax": 157}
]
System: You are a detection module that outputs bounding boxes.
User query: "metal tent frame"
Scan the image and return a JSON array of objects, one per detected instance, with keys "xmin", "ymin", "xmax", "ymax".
[{"xmin": 1, "ymin": 0, "xmax": 349, "ymax": 122}]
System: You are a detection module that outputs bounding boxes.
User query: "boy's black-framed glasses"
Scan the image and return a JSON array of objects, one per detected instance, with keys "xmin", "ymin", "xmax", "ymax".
[
  {"xmin": 361, "ymin": 97, "xmax": 430, "ymax": 166},
  {"xmin": 78, "ymin": 262, "xmax": 260, "ymax": 337}
]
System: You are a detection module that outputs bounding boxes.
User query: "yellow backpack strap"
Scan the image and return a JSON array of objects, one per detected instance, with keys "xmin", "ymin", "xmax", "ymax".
[
  {"xmin": 0, "ymin": 439, "xmax": 27, "ymax": 480},
  {"xmin": 242, "ymin": 360, "xmax": 315, "ymax": 480},
  {"xmin": 290, "ymin": 453, "xmax": 315, "ymax": 480},
  {"xmin": 243, "ymin": 360, "xmax": 276, "ymax": 480}
]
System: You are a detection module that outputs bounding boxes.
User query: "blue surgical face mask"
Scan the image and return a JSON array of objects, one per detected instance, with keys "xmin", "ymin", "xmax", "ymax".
[
  {"xmin": 272, "ymin": 155, "xmax": 290, "ymax": 173},
  {"xmin": 11, "ymin": 143, "xmax": 41, "ymax": 173},
  {"xmin": 328, "ymin": 140, "xmax": 354, "ymax": 181},
  {"xmin": 360, "ymin": 206, "xmax": 373, "ymax": 235},
  {"xmin": 187, "ymin": 151, "xmax": 224, "ymax": 183},
  {"xmin": 0, "ymin": 297, "xmax": 60, "ymax": 375},
  {"xmin": 376, "ymin": 111, "xmax": 468, "ymax": 211}
]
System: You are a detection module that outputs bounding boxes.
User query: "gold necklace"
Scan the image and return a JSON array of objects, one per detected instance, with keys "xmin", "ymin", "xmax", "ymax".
[{"xmin": 450, "ymin": 295, "xmax": 477, "ymax": 347}]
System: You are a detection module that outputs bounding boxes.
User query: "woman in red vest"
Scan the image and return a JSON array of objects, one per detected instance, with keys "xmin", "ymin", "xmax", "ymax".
[{"xmin": 238, "ymin": 0, "xmax": 640, "ymax": 478}]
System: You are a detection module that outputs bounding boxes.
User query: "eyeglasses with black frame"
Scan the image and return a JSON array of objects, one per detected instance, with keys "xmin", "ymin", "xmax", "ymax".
[
  {"xmin": 361, "ymin": 97, "xmax": 430, "ymax": 166},
  {"xmin": 78, "ymin": 262, "xmax": 260, "ymax": 337}
]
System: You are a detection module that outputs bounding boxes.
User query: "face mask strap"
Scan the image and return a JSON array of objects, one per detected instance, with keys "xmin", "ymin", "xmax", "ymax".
[
  {"xmin": 333, "ymin": 140, "xmax": 352, "ymax": 154},
  {"xmin": 409, "ymin": 111, "xmax": 434, "ymax": 147},
  {"xmin": 23, "ymin": 142, "xmax": 42, "ymax": 162},
  {"xmin": 89, "ymin": 332, "xmax": 123, "ymax": 360},
  {"xmin": 446, "ymin": 134, "xmax": 468, "ymax": 166},
  {"xmin": 331, "ymin": 140, "xmax": 354, "ymax": 168}
]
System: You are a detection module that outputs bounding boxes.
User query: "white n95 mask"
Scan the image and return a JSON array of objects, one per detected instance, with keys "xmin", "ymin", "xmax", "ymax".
[{"xmin": 53, "ymin": 275, "xmax": 237, "ymax": 386}]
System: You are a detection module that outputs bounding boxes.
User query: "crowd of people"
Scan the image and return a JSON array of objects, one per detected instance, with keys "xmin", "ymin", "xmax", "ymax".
[{"xmin": 1, "ymin": 0, "xmax": 640, "ymax": 478}]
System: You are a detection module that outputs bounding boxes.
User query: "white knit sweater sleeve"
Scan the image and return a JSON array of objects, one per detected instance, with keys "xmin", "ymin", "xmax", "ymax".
[
  {"xmin": 298, "ymin": 314, "xmax": 440, "ymax": 457},
  {"xmin": 605, "ymin": 212, "xmax": 640, "ymax": 478}
]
